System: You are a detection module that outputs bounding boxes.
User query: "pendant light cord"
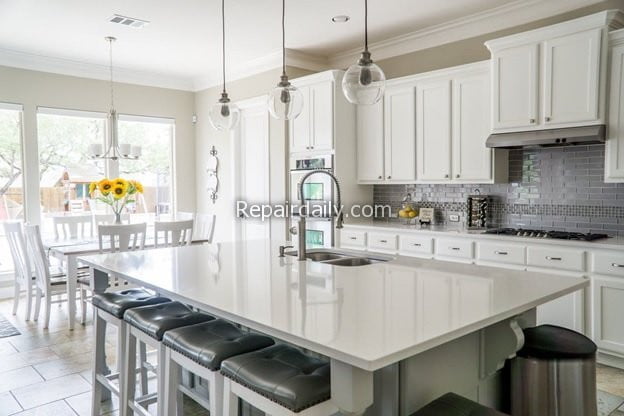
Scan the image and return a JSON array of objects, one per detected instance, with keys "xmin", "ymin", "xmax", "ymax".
[
  {"xmin": 364, "ymin": 0, "xmax": 368, "ymax": 53},
  {"xmin": 108, "ymin": 38, "xmax": 114, "ymax": 109},
  {"xmin": 281, "ymin": 0, "xmax": 286, "ymax": 77},
  {"xmin": 221, "ymin": 0, "xmax": 226, "ymax": 94}
]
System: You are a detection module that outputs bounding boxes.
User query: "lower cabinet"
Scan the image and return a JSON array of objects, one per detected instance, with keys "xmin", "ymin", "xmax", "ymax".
[{"xmin": 592, "ymin": 275, "xmax": 624, "ymax": 355}]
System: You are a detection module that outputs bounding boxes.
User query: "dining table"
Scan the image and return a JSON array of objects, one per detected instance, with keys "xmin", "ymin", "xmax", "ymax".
[{"xmin": 43, "ymin": 235, "xmax": 209, "ymax": 330}]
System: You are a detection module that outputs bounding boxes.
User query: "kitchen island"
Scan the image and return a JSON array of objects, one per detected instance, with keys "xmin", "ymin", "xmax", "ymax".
[{"xmin": 80, "ymin": 240, "xmax": 587, "ymax": 415}]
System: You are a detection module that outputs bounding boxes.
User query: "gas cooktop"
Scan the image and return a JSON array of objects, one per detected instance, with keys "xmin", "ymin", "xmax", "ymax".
[{"xmin": 483, "ymin": 228, "xmax": 609, "ymax": 241}]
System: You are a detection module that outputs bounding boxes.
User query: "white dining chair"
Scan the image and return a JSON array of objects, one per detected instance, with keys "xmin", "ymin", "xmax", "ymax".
[
  {"xmin": 194, "ymin": 213, "xmax": 216, "ymax": 243},
  {"xmin": 52, "ymin": 214, "xmax": 93, "ymax": 239},
  {"xmin": 3, "ymin": 221, "xmax": 35, "ymax": 320},
  {"xmin": 154, "ymin": 219, "xmax": 194, "ymax": 248}
]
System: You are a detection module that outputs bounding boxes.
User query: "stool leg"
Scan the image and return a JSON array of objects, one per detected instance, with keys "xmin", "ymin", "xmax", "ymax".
[
  {"xmin": 164, "ymin": 348, "xmax": 181, "ymax": 416},
  {"xmin": 91, "ymin": 310, "xmax": 106, "ymax": 416},
  {"xmin": 139, "ymin": 342, "xmax": 148, "ymax": 397},
  {"xmin": 122, "ymin": 326, "xmax": 137, "ymax": 416},
  {"xmin": 223, "ymin": 378, "xmax": 239, "ymax": 416},
  {"xmin": 210, "ymin": 372, "xmax": 225, "ymax": 416},
  {"xmin": 156, "ymin": 343, "xmax": 167, "ymax": 416}
]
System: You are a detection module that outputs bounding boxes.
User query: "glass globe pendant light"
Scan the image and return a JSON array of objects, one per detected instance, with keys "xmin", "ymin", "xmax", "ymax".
[
  {"xmin": 208, "ymin": 0, "xmax": 240, "ymax": 131},
  {"xmin": 267, "ymin": 0, "xmax": 303, "ymax": 120},
  {"xmin": 342, "ymin": 0, "xmax": 386, "ymax": 105}
]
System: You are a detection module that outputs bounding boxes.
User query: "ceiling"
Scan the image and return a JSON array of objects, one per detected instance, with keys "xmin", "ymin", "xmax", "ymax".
[{"xmin": 0, "ymin": 0, "xmax": 603, "ymax": 91}]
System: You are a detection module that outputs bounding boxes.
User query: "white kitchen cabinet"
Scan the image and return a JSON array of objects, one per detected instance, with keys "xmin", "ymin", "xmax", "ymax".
[
  {"xmin": 486, "ymin": 11, "xmax": 619, "ymax": 133},
  {"xmin": 356, "ymin": 100, "xmax": 385, "ymax": 181},
  {"xmin": 542, "ymin": 28, "xmax": 602, "ymax": 125},
  {"xmin": 339, "ymin": 229, "xmax": 367, "ymax": 249},
  {"xmin": 416, "ymin": 78, "xmax": 452, "ymax": 181},
  {"xmin": 368, "ymin": 232, "xmax": 398, "ymax": 253},
  {"xmin": 606, "ymin": 29, "xmax": 624, "ymax": 182},
  {"xmin": 290, "ymin": 80, "xmax": 334, "ymax": 153},
  {"xmin": 490, "ymin": 43, "xmax": 539, "ymax": 130},
  {"xmin": 592, "ymin": 275, "xmax": 624, "ymax": 355},
  {"xmin": 384, "ymin": 84, "xmax": 417, "ymax": 182}
]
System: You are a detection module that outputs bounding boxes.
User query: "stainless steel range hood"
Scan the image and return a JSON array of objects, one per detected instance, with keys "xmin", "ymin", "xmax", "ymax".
[{"xmin": 485, "ymin": 125, "xmax": 606, "ymax": 149}]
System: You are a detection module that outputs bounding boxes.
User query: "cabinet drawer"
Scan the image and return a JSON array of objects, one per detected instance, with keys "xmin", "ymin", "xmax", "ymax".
[
  {"xmin": 591, "ymin": 251, "xmax": 624, "ymax": 278},
  {"xmin": 436, "ymin": 238, "xmax": 474, "ymax": 259},
  {"xmin": 340, "ymin": 230, "xmax": 366, "ymax": 248},
  {"xmin": 368, "ymin": 232, "xmax": 398, "ymax": 252},
  {"xmin": 399, "ymin": 235, "xmax": 434, "ymax": 256},
  {"xmin": 477, "ymin": 242, "xmax": 526, "ymax": 265},
  {"xmin": 527, "ymin": 246, "xmax": 585, "ymax": 272}
]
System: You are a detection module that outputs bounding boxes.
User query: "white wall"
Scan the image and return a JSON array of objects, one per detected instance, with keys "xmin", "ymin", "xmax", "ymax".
[{"xmin": 0, "ymin": 65, "xmax": 197, "ymax": 221}]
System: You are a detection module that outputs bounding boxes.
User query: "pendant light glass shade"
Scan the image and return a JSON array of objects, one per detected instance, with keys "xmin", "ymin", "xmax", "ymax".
[
  {"xmin": 209, "ymin": 92, "xmax": 240, "ymax": 131},
  {"xmin": 208, "ymin": 0, "xmax": 239, "ymax": 131},
  {"xmin": 342, "ymin": 0, "xmax": 385, "ymax": 105},
  {"xmin": 268, "ymin": 0, "xmax": 303, "ymax": 120}
]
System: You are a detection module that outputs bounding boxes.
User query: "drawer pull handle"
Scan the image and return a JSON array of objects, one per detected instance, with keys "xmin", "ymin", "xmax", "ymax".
[
  {"xmin": 412, "ymin": 243, "xmax": 422, "ymax": 247},
  {"xmin": 380, "ymin": 240, "xmax": 388, "ymax": 243},
  {"xmin": 349, "ymin": 237, "xmax": 357, "ymax": 240},
  {"xmin": 546, "ymin": 256, "xmax": 562, "ymax": 261},
  {"xmin": 495, "ymin": 251, "xmax": 508, "ymax": 255},
  {"xmin": 450, "ymin": 247, "xmax": 460, "ymax": 251},
  {"xmin": 612, "ymin": 263, "xmax": 624, "ymax": 268}
]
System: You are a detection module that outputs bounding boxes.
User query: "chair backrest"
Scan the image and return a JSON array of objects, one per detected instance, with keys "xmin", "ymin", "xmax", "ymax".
[
  {"xmin": 2, "ymin": 221, "xmax": 31, "ymax": 285},
  {"xmin": 194, "ymin": 213, "xmax": 216, "ymax": 243},
  {"xmin": 23, "ymin": 224, "xmax": 52, "ymax": 292},
  {"xmin": 52, "ymin": 214, "xmax": 93, "ymax": 239},
  {"xmin": 98, "ymin": 223, "xmax": 147, "ymax": 253},
  {"xmin": 154, "ymin": 219, "xmax": 194, "ymax": 248}
]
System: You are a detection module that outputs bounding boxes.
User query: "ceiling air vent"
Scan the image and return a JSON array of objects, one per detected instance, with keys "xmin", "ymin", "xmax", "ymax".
[{"xmin": 108, "ymin": 14, "xmax": 150, "ymax": 29}]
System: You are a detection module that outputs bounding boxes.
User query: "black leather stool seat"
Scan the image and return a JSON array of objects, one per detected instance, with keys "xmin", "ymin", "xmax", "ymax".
[
  {"xmin": 517, "ymin": 324, "xmax": 597, "ymax": 360},
  {"xmin": 220, "ymin": 344, "xmax": 330, "ymax": 413},
  {"xmin": 162, "ymin": 319, "xmax": 275, "ymax": 371},
  {"xmin": 91, "ymin": 289, "xmax": 170, "ymax": 319},
  {"xmin": 123, "ymin": 301, "xmax": 214, "ymax": 341},
  {"xmin": 410, "ymin": 393, "xmax": 509, "ymax": 416}
]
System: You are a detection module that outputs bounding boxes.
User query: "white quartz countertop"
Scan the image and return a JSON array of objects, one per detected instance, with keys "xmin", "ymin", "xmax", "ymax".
[
  {"xmin": 344, "ymin": 219, "xmax": 624, "ymax": 251},
  {"xmin": 79, "ymin": 240, "xmax": 587, "ymax": 371}
]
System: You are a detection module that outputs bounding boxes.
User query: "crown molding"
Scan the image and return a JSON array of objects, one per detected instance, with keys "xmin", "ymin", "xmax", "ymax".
[
  {"xmin": 191, "ymin": 48, "xmax": 329, "ymax": 92},
  {"xmin": 0, "ymin": 47, "xmax": 195, "ymax": 91},
  {"xmin": 328, "ymin": 0, "xmax": 606, "ymax": 68}
]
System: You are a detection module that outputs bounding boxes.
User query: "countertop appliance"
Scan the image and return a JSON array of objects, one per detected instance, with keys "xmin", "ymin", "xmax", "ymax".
[
  {"xmin": 466, "ymin": 192, "xmax": 490, "ymax": 229},
  {"xmin": 483, "ymin": 228, "xmax": 609, "ymax": 241}
]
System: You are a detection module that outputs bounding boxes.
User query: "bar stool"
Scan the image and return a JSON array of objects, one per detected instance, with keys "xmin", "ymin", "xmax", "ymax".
[
  {"xmin": 91, "ymin": 289, "xmax": 171, "ymax": 416},
  {"xmin": 409, "ymin": 392, "xmax": 509, "ymax": 415},
  {"xmin": 221, "ymin": 344, "xmax": 338, "ymax": 416},
  {"xmin": 122, "ymin": 301, "xmax": 214, "ymax": 416},
  {"xmin": 162, "ymin": 319, "xmax": 275, "ymax": 415}
]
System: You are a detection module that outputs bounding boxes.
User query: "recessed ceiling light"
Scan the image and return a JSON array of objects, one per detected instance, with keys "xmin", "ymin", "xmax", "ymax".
[
  {"xmin": 108, "ymin": 14, "xmax": 150, "ymax": 29},
  {"xmin": 332, "ymin": 15, "xmax": 350, "ymax": 23}
]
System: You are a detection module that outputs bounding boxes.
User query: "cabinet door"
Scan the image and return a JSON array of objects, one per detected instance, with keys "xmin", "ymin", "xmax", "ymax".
[
  {"xmin": 357, "ymin": 100, "xmax": 385, "ymax": 181},
  {"xmin": 384, "ymin": 86, "xmax": 416, "ymax": 181},
  {"xmin": 542, "ymin": 28, "xmax": 602, "ymax": 125},
  {"xmin": 452, "ymin": 72, "xmax": 492, "ymax": 182},
  {"xmin": 491, "ymin": 44, "xmax": 539, "ymax": 130},
  {"xmin": 593, "ymin": 275, "xmax": 624, "ymax": 355},
  {"xmin": 606, "ymin": 42, "xmax": 624, "ymax": 182},
  {"xmin": 417, "ymin": 79, "xmax": 451, "ymax": 181},
  {"xmin": 310, "ymin": 81, "xmax": 334, "ymax": 151},
  {"xmin": 290, "ymin": 85, "xmax": 311, "ymax": 152}
]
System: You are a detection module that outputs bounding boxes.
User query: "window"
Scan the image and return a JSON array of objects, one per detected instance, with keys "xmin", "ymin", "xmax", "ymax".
[
  {"xmin": 36, "ymin": 107, "xmax": 107, "ymax": 234},
  {"xmin": 0, "ymin": 103, "xmax": 24, "ymax": 274},
  {"xmin": 118, "ymin": 115, "xmax": 175, "ymax": 220}
]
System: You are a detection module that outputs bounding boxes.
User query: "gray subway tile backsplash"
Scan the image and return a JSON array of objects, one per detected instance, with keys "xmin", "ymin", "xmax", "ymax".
[{"xmin": 372, "ymin": 144, "xmax": 624, "ymax": 237}]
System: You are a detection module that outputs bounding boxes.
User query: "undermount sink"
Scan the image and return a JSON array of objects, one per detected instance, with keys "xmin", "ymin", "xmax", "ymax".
[{"xmin": 284, "ymin": 249, "xmax": 391, "ymax": 266}]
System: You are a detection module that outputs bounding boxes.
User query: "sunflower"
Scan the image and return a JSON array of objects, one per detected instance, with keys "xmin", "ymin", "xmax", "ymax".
[
  {"xmin": 112, "ymin": 185, "xmax": 127, "ymax": 200},
  {"xmin": 112, "ymin": 178, "xmax": 129, "ymax": 191},
  {"xmin": 98, "ymin": 179, "xmax": 113, "ymax": 195},
  {"xmin": 88, "ymin": 182, "xmax": 97, "ymax": 195},
  {"xmin": 130, "ymin": 180, "xmax": 144, "ymax": 193}
]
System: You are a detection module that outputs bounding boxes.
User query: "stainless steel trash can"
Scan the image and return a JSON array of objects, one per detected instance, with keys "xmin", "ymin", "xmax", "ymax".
[{"xmin": 511, "ymin": 325, "xmax": 597, "ymax": 416}]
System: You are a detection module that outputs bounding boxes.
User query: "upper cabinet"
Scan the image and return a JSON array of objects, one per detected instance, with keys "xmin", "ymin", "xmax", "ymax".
[
  {"xmin": 357, "ymin": 62, "xmax": 506, "ymax": 184},
  {"xmin": 290, "ymin": 76, "xmax": 335, "ymax": 153},
  {"xmin": 606, "ymin": 29, "xmax": 624, "ymax": 182},
  {"xmin": 486, "ymin": 11, "xmax": 623, "ymax": 133}
]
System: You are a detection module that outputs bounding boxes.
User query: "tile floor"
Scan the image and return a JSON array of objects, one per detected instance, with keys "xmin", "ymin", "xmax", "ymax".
[{"xmin": 0, "ymin": 296, "xmax": 623, "ymax": 415}]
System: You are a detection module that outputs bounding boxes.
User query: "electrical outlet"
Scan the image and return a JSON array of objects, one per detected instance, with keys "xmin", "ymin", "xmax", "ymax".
[{"xmin": 448, "ymin": 214, "xmax": 460, "ymax": 222}]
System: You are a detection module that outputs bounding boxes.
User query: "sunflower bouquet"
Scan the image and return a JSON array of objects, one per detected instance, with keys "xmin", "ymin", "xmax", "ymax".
[{"xmin": 89, "ymin": 177, "xmax": 144, "ymax": 224}]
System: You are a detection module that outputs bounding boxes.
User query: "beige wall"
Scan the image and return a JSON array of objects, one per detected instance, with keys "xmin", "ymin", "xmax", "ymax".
[
  {"xmin": 377, "ymin": 0, "xmax": 624, "ymax": 78},
  {"xmin": 0, "ymin": 65, "xmax": 196, "ymax": 221},
  {"xmin": 194, "ymin": 66, "xmax": 314, "ymax": 242}
]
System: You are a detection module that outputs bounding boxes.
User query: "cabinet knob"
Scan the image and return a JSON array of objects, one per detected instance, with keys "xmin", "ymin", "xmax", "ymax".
[
  {"xmin": 378, "ymin": 175, "xmax": 382, "ymax": 179},
  {"xmin": 455, "ymin": 174, "xmax": 460, "ymax": 178},
  {"xmin": 444, "ymin": 174, "xmax": 449, "ymax": 178},
  {"xmin": 545, "ymin": 116, "xmax": 551, "ymax": 122},
  {"xmin": 310, "ymin": 146, "xmax": 314, "ymax": 149},
  {"xmin": 387, "ymin": 175, "xmax": 391, "ymax": 179},
  {"xmin": 530, "ymin": 118, "xmax": 535, "ymax": 124}
]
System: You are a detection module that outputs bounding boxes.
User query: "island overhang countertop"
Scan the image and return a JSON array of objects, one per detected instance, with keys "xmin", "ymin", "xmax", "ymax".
[{"xmin": 79, "ymin": 240, "xmax": 587, "ymax": 371}]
